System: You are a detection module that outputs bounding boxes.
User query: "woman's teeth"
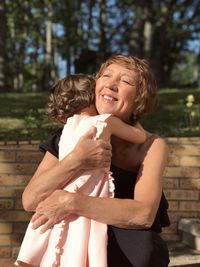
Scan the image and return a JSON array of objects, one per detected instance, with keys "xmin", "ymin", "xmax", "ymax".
[{"xmin": 103, "ymin": 95, "xmax": 115, "ymax": 101}]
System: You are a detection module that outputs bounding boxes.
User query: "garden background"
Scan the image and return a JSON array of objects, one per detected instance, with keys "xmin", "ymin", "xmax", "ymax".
[
  {"xmin": 0, "ymin": 0, "xmax": 200, "ymax": 266},
  {"xmin": 0, "ymin": 0, "xmax": 200, "ymax": 140}
]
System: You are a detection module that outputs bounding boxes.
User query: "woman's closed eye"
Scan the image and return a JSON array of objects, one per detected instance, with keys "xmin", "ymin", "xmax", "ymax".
[
  {"xmin": 121, "ymin": 79, "xmax": 133, "ymax": 85},
  {"xmin": 102, "ymin": 74, "xmax": 110, "ymax": 78}
]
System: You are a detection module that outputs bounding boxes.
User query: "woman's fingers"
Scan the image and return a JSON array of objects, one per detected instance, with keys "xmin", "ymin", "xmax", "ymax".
[
  {"xmin": 39, "ymin": 219, "xmax": 54, "ymax": 234},
  {"xmin": 73, "ymin": 126, "xmax": 112, "ymax": 169},
  {"xmin": 31, "ymin": 211, "xmax": 41, "ymax": 222},
  {"xmin": 31, "ymin": 215, "xmax": 48, "ymax": 230}
]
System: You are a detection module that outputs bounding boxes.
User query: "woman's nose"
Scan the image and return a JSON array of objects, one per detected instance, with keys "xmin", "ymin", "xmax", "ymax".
[{"xmin": 105, "ymin": 79, "xmax": 118, "ymax": 91}]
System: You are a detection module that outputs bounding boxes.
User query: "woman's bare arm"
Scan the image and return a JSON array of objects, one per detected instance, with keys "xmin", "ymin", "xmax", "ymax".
[
  {"xmin": 23, "ymin": 127, "xmax": 112, "ymax": 211},
  {"xmin": 72, "ymin": 137, "xmax": 167, "ymax": 228},
  {"xmin": 31, "ymin": 137, "xmax": 168, "ymax": 232}
]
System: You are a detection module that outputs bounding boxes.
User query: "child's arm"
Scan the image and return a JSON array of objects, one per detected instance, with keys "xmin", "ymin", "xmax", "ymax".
[{"xmin": 105, "ymin": 116, "xmax": 147, "ymax": 144}]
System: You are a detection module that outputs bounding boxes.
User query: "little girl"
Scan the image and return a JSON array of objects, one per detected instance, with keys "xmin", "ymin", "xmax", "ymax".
[{"xmin": 16, "ymin": 74, "xmax": 147, "ymax": 267}]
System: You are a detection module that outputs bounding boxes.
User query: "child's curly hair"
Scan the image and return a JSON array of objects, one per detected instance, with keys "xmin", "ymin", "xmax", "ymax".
[{"xmin": 47, "ymin": 74, "xmax": 96, "ymax": 124}]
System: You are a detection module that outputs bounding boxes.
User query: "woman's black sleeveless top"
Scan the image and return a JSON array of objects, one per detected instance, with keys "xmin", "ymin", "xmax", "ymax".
[{"xmin": 40, "ymin": 130, "xmax": 170, "ymax": 233}]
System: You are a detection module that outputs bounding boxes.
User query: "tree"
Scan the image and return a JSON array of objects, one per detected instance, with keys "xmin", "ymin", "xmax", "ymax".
[
  {"xmin": 125, "ymin": 0, "xmax": 200, "ymax": 87},
  {"xmin": 0, "ymin": 0, "xmax": 6, "ymax": 90},
  {"xmin": 1, "ymin": 0, "xmax": 200, "ymax": 91}
]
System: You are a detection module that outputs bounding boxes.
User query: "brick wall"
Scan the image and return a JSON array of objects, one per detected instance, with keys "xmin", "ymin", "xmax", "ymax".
[
  {"xmin": 0, "ymin": 141, "xmax": 42, "ymax": 267},
  {"xmin": 0, "ymin": 138, "xmax": 199, "ymax": 266},
  {"xmin": 161, "ymin": 137, "xmax": 200, "ymax": 242}
]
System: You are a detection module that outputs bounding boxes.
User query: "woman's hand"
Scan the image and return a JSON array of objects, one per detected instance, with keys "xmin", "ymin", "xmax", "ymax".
[
  {"xmin": 73, "ymin": 126, "xmax": 112, "ymax": 170},
  {"xmin": 31, "ymin": 190, "xmax": 74, "ymax": 233}
]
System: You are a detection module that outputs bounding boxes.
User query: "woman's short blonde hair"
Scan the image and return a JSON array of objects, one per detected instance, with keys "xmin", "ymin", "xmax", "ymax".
[
  {"xmin": 47, "ymin": 74, "xmax": 95, "ymax": 123},
  {"xmin": 96, "ymin": 55, "xmax": 159, "ymax": 122}
]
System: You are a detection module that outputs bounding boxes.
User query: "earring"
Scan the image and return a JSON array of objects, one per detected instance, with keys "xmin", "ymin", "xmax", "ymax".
[{"xmin": 131, "ymin": 113, "xmax": 137, "ymax": 124}]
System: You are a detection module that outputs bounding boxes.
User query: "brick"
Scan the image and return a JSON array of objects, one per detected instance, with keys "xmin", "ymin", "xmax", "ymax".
[
  {"xmin": 168, "ymin": 144, "xmax": 200, "ymax": 156},
  {"xmin": 0, "ymin": 199, "xmax": 14, "ymax": 210},
  {"xmin": 17, "ymin": 141, "xmax": 30, "ymax": 145},
  {"xmin": 165, "ymin": 189, "xmax": 199, "ymax": 200},
  {"xmin": 5, "ymin": 141, "xmax": 18, "ymax": 145},
  {"xmin": 13, "ymin": 222, "xmax": 28, "ymax": 234},
  {"xmin": 181, "ymin": 167, "xmax": 200, "ymax": 178},
  {"xmin": 182, "ymin": 145, "xmax": 200, "ymax": 155},
  {"xmin": 165, "ymin": 137, "xmax": 179, "ymax": 143},
  {"xmin": 0, "ymin": 211, "xmax": 32, "ymax": 222},
  {"xmin": 0, "ymin": 223, "xmax": 12, "ymax": 234},
  {"xmin": 166, "ymin": 155, "xmax": 180, "ymax": 166},
  {"xmin": 168, "ymin": 201, "xmax": 179, "ymax": 211},
  {"xmin": 17, "ymin": 144, "xmax": 41, "ymax": 150},
  {"xmin": 0, "ymin": 141, "xmax": 6, "ymax": 145},
  {"xmin": 14, "ymin": 198, "xmax": 23, "ymax": 210},
  {"xmin": 176, "ymin": 137, "xmax": 200, "ymax": 144},
  {"xmin": 0, "ymin": 151, "xmax": 16, "ymax": 162},
  {"xmin": 0, "ymin": 187, "xmax": 24, "ymax": 198},
  {"xmin": 0, "ymin": 163, "xmax": 38, "ymax": 175},
  {"xmin": 12, "ymin": 246, "xmax": 20, "ymax": 258},
  {"xmin": 0, "ymin": 188, "xmax": 15, "ymax": 198},
  {"xmin": 179, "ymin": 201, "xmax": 200, "ymax": 211},
  {"xmin": 16, "ymin": 151, "xmax": 43, "ymax": 163},
  {"xmin": 13, "ymin": 175, "xmax": 31, "ymax": 186},
  {"xmin": 10, "ymin": 233, "xmax": 24, "ymax": 245},
  {"xmin": 164, "ymin": 166, "xmax": 199, "ymax": 178},
  {"xmin": 0, "ymin": 259, "xmax": 15, "ymax": 267},
  {"xmin": 180, "ymin": 156, "xmax": 200, "ymax": 167},
  {"xmin": 163, "ymin": 178, "xmax": 179, "ymax": 189},
  {"xmin": 30, "ymin": 140, "xmax": 40, "ymax": 145},
  {"xmin": 168, "ymin": 144, "xmax": 184, "ymax": 155},
  {"xmin": 164, "ymin": 167, "xmax": 182, "ymax": 177},
  {"xmin": 180, "ymin": 178, "xmax": 200, "ymax": 189},
  {"xmin": 0, "ymin": 247, "xmax": 11, "ymax": 258},
  {"xmin": 168, "ymin": 211, "xmax": 198, "ymax": 223},
  {"xmin": 0, "ymin": 175, "xmax": 13, "ymax": 185},
  {"xmin": 1, "ymin": 144, "xmax": 40, "ymax": 150},
  {"xmin": 13, "ymin": 188, "xmax": 24, "ymax": 198},
  {"xmin": 0, "ymin": 235, "xmax": 11, "ymax": 245}
]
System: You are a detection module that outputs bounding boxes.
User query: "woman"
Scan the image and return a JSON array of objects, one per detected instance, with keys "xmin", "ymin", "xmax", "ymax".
[{"xmin": 22, "ymin": 55, "xmax": 170, "ymax": 267}]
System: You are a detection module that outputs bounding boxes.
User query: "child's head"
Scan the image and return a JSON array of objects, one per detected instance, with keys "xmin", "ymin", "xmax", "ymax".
[{"xmin": 47, "ymin": 74, "xmax": 96, "ymax": 123}]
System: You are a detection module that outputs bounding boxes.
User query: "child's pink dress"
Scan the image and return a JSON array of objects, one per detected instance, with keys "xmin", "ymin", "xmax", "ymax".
[{"xmin": 15, "ymin": 114, "xmax": 114, "ymax": 267}]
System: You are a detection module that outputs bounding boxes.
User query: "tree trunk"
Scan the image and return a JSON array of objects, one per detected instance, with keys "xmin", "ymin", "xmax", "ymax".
[
  {"xmin": 97, "ymin": 0, "xmax": 107, "ymax": 64},
  {"xmin": 42, "ymin": 0, "xmax": 53, "ymax": 89},
  {"xmin": 0, "ymin": 0, "xmax": 6, "ymax": 90}
]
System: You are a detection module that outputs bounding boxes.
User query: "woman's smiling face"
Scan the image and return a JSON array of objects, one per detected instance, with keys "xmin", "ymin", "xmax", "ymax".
[{"xmin": 95, "ymin": 63, "xmax": 138, "ymax": 122}]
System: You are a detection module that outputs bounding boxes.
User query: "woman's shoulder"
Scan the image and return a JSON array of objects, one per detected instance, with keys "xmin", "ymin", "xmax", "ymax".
[
  {"xmin": 131, "ymin": 132, "xmax": 167, "ymax": 166},
  {"xmin": 143, "ymin": 132, "xmax": 167, "ymax": 150}
]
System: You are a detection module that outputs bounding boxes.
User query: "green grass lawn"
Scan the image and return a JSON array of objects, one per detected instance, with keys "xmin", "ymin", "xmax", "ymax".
[
  {"xmin": 0, "ymin": 88, "xmax": 199, "ymax": 141},
  {"xmin": 142, "ymin": 87, "xmax": 200, "ymax": 137},
  {"xmin": 0, "ymin": 92, "xmax": 60, "ymax": 141}
]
